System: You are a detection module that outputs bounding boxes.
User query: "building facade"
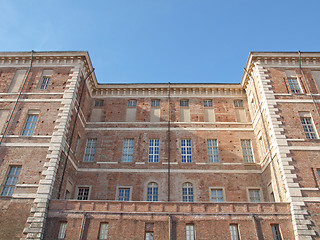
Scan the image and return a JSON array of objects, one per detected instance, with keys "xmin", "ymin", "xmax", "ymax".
[{"xmin": 0, "ymin": 51, "xmax": 319, "ymax": 240}]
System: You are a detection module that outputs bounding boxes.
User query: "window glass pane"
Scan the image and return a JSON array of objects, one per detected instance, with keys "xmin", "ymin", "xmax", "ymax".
[
  {"xmin": 151, "ymin": 100, "xmax": 160, "ymax": 107},
  {"xmin": 40, "ymin": 77, "xmax": 50, "ymax": 89},
  {"xmin": 300, "ymin": 117, "xmax": 317, "ymax": 139},
  {"xmin": 230, "ymin": 224, "xmax": 240, "ymax": 240},
  {"xmin": 271, "ymin": 224, "xmax": 282, "ymax": 240},
  {"xmin": 128, "ymin": 100, "xmax": 137, "ymax": 107},
  {"xmin": 84, "ymin": 139, "xmax": 97, "ymax": 162},
  {"xmin": 241, "ymin": 140, "xmax": 254, "ymax": 163},
  {"xmin": 181, "ymin": 139, "xmax": 192, "ymax": 163},
  {"xmin": 99, "ymin": 223, "xmax": 108, "ymax": 239},
  {"xmin": 1, "ymin": 166, "xmax": 21, "ymax": 196},
  {"xmin": 182, "ymin": 183, "xmax": 193, "ymax": 202},
  {"xmin": 58, "ymin": 222, "xmax": 67, "ymax": 239},
  {"xmin": 249, "ymin": 189, "xmax": 261, "ymax": 202},
  {"xmin": 148, "ymin": 139, "xmax": 159, "ymax": 163},
  {"xmin": 186, "ymin": 224, "xmax": 195, "ymax": 240},
  {"xmin": 288, "ymin": 78, "xmax": 301, "ymax": 93},
  {"xmin": 118, "ymin": 188, "xmax": 130, "ymax": 201},
  {"xmin": 22, "ymin": 115, "xmax": 38, "ymax": 136},
  {"xmin": 180, "ymin": 100, "xmax": 189, "ymax": 107},
  {"xmin": 234, "ymin": 100, "xmax": 244, "ymax": 108},
  {"xmin": 211, "ymin": 189, "xmax": 224, "ymax": 202},
  {"xmin": 122, "ymin": 139, "xmax": 134, "ymax": 162},
  {"xmin": 207, "ymin": 139, "xmax": 219, "ymax": 163},
  {"xmin": 203, "ymin": 100, "xmax": 213, "ymax": 107},
  {"xmin": 77, "ymin": 187, "xmax": 89, "ymax": 200},
  {"xmin": 147, "ymin": 182, "xmax": 158, "ymax": 201}
]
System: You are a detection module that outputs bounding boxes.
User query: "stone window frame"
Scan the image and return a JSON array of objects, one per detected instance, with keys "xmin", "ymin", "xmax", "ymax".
[
  {"xmin": 116, "ymin": 186, "xmax": 132, "ymax": 201},
  {"xmin": 209, "ymin": 187, "xmax": 225, "ymax": 202},
  {"xmin": 247, "ymin": 188, "xmax": 263, "ymax": 202},
  {"xmin": 75, "ymin": 185, "xmax": 91, "ymax": 200}
]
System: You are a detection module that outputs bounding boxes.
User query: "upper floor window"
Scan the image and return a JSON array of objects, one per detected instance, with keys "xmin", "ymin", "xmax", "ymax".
[
  {"xmin": 99, "ymin": 223, "xmax": 109, "ymax": 240},
  {"xmin": 186, "ymin": 224, "xmax": 195, "ymax": 240},
  {"xmin": 241, "ymin": 140, "xmax": 254, "ymax": 163},
  {"xmin": 22, "ymin": 114, "xmax": 39, "ymax": 136},
  {"xmin": 126, "ymin": 100, "xmax": 137, "ymax": 122},
  {"xmin": 1, "ymin": 166, "xmax": 21, "ymax": 197},
  {"xmin": 249, "ymin": 189, "xmax": 261, "ymax": 202},
  {"xmin": 203, "ymin": 100, "xmax": 213, "ymax": 107},
  {"xmin": 234, "ymin": 100, "xmax": 244, "ymax": 108},
  {"xmin": 58, "ymin": 222, "xmax": 67, "ymax": 239},
  {"xmin": 234, "ymin": 100, "xmax": 247, "ymax": 122},
  {"xmin": 84, "ymin": 138, "xmax": 97, "ymax": 162},
  {"xmin": 151, "ymin": 99, "xmax": 160, "ymax": 107},
  {"xmin": 118, "ymin": 187, "xmax": 131, "ymax": 201},
  {"xmin": 271, "ymin": 224, "xmax": 283, "ymax": 240},
  {"xmin": 180, "ymin": 99, "xmax": 189, "ymax": 107},
  {"xmin": 147, "ymin": 182, "xmax": 158, "ymax": 202},
  {"xmin": 182, "ymin": 182, "xmax": 194, "ymax": 202},
  {"xmin": 207, "ymin": 139, "xmax": 219, "ymax": 163},
  {"xmin": 40, "ymin": 77, "xmax": 50, "ymax": 89},
  {"xmin": 94, "ymin": 100, "xmax": 104, "ymax": 107},
  {"xmin": 230, "ymin": 224, "xmax": 240, "ymax": 240},
  {"xmin": 210, "ymin": 189, "xmax": 224, "ymax": 202},
  {"xmin": 288, "ymin": 78, "xmax": 302, "ymax": 94},
  {"xmin": 145, "ymin": 223, "xmax": 154, "ymax": 240},
  {"xmin": 128, "ymin": 100, "xmax": 137, "ymax": 107},
  {"xmin": 181, "ymin": 139, "xmax": 192, "ymax": 163},
  {"xmin": 76, "ymin": 186, "xmax": 90, "ymax": 200},
  {"xmin": 300, "ymin": 116, "xmax": 317, "ymax": 139},
  {"xmin": 150, "ymin": 100, "xmax": 161, "ymax": 122},
  {"xmin": 148, "ymin": 139, "xmax": 159, "ymax": 163},
  {"xmin": 122, "ymin": 139, "xmax": 134, "ymax": 162},
  {"xmin": 204, "ymin": 100, "xmax": 215, "ymax": 122}
]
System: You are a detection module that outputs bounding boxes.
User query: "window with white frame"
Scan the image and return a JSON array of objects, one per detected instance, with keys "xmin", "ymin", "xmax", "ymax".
[
  {"xmin": 122, "ymin": 139, "xmax": 134, "ymax": 162},
  {"xmin": 180, "ymin": 99, "xmax": 189, "ymax": 107},
  {"xmin": 1, "ymin": 166, "xmax": 21, "ymax": 196},
  {"xmin": 58, "ymin": 222, "xmax": 67, "ymax": 239},
  {"xmin": 148, "ymin": 139, "xmax": 159, "ymax": 163},
  {"xmin": 151, "ymin": 99, "xmax": 160, "ymax": 107},
  {"xmin": 229, "ymin": 224, "xmax": 240, "ymax": 240},
  {"xmin": 22, "ymin": 114, "xmax": 39, "ymax": 136},
  {"xmin": 128, "ymin": 100, "xmax": 137, "ymax": 107},
  {"xmin": 207, "ymin": 139, "xmax": 219, "ymax": 163},
  {"xmin": 288, "ymin": 78, "xmax": 301, "ymax": 94},
  {"xmin": 210, "ymin": 189, "xmax": 224, "ymax": 202},
  {"xmin": 181, "ymin": 139, "xmax": 192, "ymax": 163},
  {"xmin": 241, "ymin": 140, "xmax": 254, "ymax": 163},
  {"xmin": 99, "ymin": 223, "xmax": 108, "ymax": 240},
  {"xmin": 300, "ymin": 117, "xmax": 317, "ymax": 139},
  {"xmin": 182, "ymin": 183, "xmax": 194, "ymax": 202},
  {"xmin": 249, "ymin": 189, "xmax": 261, "ymax": 202},
  {"xmin": 76, "ymin": 187, "xmax": 90, "ymax": 200},
  {"xmin": 84, "ymin": 138, "xmax": 97, "ymax": 162},
  {"xmin": 271, "ymin": 224, "xmax": 283, "ymax": 240},
  {"xmin": 118, "ymin": 187, "xmax": 131, "ymax": 201},
  {"xmin": 40, "ymin": 76, "xmax": 50, "ymax": 89},
  {"xmin": 147, "ymin": 182, "xmax": 158, "ymax": 202},
  {"xmin": 186, "ymin": 224, "xmax": 195, "ymax": 240},
  {"xmin": 203, "ymin": 99, "xmax": 213, "ymax": 107}
]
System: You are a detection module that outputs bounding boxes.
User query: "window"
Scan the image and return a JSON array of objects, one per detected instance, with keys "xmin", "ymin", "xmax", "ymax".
[
  {"xmin": 40, "ymin": 76, "xmax": 50, "ymax": 89},
  {"xmin": 77, "ymin": 187, "xmax": 90, "ymax": 200},
  {"xmin": 147, "ymin": 182, "xmax": 158, "ymax": 202},
  {"xmin": 94, "ymin": 100, "xmax": 104, "ymax": 107},
  {"xmin": 258, "ymin": 134, "xmax": 266, "ymax": 155},
  {"xmin": 148, "ymin": 139, "xmax": 159, "ymax": 163},
  {"xmin": 181, "ymin": 139, "xmax": 192, "ymax": 163},
  {"xmin": 128, "ymin": 100, "xmax": 137, "ymax": 107},
  {"xmin": 203, "ymin": 100, "xmax": 213, "ymax": 107},
  {"xmin": 249, "ymin": 189, "xmax": 261, "ymax": 202},
  {"xmin": 84, "ymin": 138, "xmax": 97, "ymax": 162},
  {"xmin": 241, "ymin": 140, "xmax": 254, "ymax": 163},
  {"xmin": 180, "ymin": 100, "xmax": 189, "ymax": 107},
  {"xmin": 151, "ymin": 99, "xmax": 160, "ymax": 107},
  {"xmin": 1, "ymin": 166, "xmax": 21, "ymax": 196},
  {"xmin": 145, "ymin": 223, "xmax": 154, "ymax": 240},
  {"xmin": 22, "ymin": 114, "xmax": 38, "ymax": 136},
  {"xmin": 122, "ymin": 139, "xmax": 134, "ymax": 162},
  {"xmin": 317, "ymin": 169, "xmax": 320, "ymax": 180},
  {"xmin": 186, "ymin": 224, "xmax": 195, "ymax": 240},
  {"xmin": 74, "ymin": 134, "xmax": 80, "ymax": 156},
  {"xmin": 207, "ymin": 139, "xmax": 219, "ymax": 163},
  {"xmin": 229, "ymin": 224, "xmax": 240, "ymax": 240},
  {"xmin": 58, "ymin": 222, "xmax": 67, "ymax": 239},
  {"xmin": 210, "ymin": 189, "xmax": 224, "ymax": 202},
  {"xmin": 8, "ymin": 70, "xmax": 26, "ymax": 93},
  {"xmin": 288, "ymin": 78, "xmax": 301, "ymax": 93},
  {"xmin": 234, "ymin": 100, "xmax": 244, "ymax": 108},
  {"xmin": 300, "ymin": 117, "xmax": 317, "ymax": 139},
  {"xmin": 182, "ymin": 183, "xmax": 194, "ymax": 202},
  {"xmin": 271, "ymin": 224, "xmax": 283, "ymax": 240},
  {"xmin": 99, "ymin": 223, "xmax": 108, "ymax": 240},
  {"xmin": 118, "ymin": 187, "xmax": 131, "ymax": 201}
]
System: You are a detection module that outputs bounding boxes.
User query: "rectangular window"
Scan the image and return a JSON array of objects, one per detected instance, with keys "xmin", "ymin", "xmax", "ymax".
[
  {"xmin": 241, "ymin": 140, "xmax": 254, "ymax": 163},
  {"xmin": 99, "ymin": 223, "xmax": 108, "ymax": 240},
  {"xmin": 203, "ymin": 100, "xmax": 213, "ymax": 107},
  {"xmin": 300, "ymin": 117, "xmax": 317, "ymax": 139},
  {"xmin": 181, "ymin": 139, "xmax": 192, "ymax": 163},
  {"xmin": 271, "ymin": 224, "xmax": 283, "ymax": 240},
  {"xmin": 128, "ymin": 100, "xmax": 137, "ymax": 107},
  {"xmin": 234, "ymin": 100, "xmax": 247, "ymax": 122},
  {"xmin": 122, "ymin": 139, "xmax": 134, "ymax": 162},
  {"xmin": 249, "ymin": 189, "xmax": 261, "ymax": 202},
  {"xmin": 77, "ymin": 187, "xmax": 90, "ymax": 200},
  {"xmin": 148, "ymin": 139, "xmax": 159, "ymax": 163},
  {"xmin": 145, "ymin": 223, "xmax": 154, "ymax": 240},
  {"xmin": 94, "ymin": 100, "xmax": 104, "ymax": 107},
  {"xmin": 288, "ymin": 78, "xmax": 301, "ymax": 93},
  {"xmin": 40, "ymin": 76, "xmax": 50, "ymax": 89},
  {"xmin": 118, "ymin": 187, "xmax": 130, "ymax": 201},
  {"xmin": 1, "ymin": 166, "xmax": 21, "ymax": 196},
  {"xmin": 147, "ymin": 182, "xmax": 158, "ymax": 202},
  {"xmin": 317, "ymin": 169, "xmax": 320, "ymax": 180},
  {"xmin": 207, "ymin": 139, "xmax": 219, "ymax": 163},
  {"xmin": 151, "ymin": 99, "xmax": 160, "ymax": 107},
  {"xmin": 211, "ymin": 189, "xmax": 224, "ymax": 202},
  {"xmin": 230, "ymin": 224, "xmax": 240, "ymax": 240},
  {"xmin": 22, "ymin": 114, "xmax": 38, "ymax": 136},
  {"xmin": 234, "ymin": 100, "xmax": 244, "ymax": 108},
  {"xmin": 145, "ymin": 232, "xmax": 154, "ymax": 240},
  {"xmin": 58, "ymin": 222, "xmax": 67, "ymax": 239},
  {"xmin": 8, "ymin": 70, "xmax": 27, "ymax": 93},
  {"xmin": 186, "ymin": 224, "xmax": 195, "ymax": 240},
  {"xmin": 180, "ymin": 99, "xmax": 189, "ymax": 107},
  {"xmin": 84, "ymin": 139, "xmax": 97, "ymax": 162},
  {"xmin": 182, "ymin": 183, "xmax": 194, "ymax": 202}
]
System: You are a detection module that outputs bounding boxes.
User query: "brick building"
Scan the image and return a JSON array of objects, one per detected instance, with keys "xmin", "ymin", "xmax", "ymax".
[{"xmin": 0, "ymin": 51, "xmax": 320, "ymax": 240}]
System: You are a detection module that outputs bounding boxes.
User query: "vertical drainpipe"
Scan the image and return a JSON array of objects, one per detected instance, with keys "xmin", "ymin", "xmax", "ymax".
[{"xmin": 167, "ymin": 82, "xmax": 171, "ymax": 202}]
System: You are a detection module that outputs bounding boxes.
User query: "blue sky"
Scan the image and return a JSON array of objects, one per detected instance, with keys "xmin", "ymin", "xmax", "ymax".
[{"xmin": 1, "ymin": 0, "xmax": 319, "ymax": 84}]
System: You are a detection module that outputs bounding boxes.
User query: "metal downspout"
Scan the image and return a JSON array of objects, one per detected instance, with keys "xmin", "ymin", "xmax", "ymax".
[
  {"xmin": 0, "ymin": 50, "xmax": 34, "ymax": 145},
  {"xmin": 167, "ymin": 82, "xmax": 171, "ymax": 202}
]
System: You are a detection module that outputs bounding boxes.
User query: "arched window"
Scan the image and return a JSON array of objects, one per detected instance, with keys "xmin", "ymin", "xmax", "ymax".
[
  {"xmin": 182, "ymin": 183, "xmax": 194, "ymax": 202},
  {"xmin": 147, "ymin": 182, "xmax": 158, "ymax": 201}
]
